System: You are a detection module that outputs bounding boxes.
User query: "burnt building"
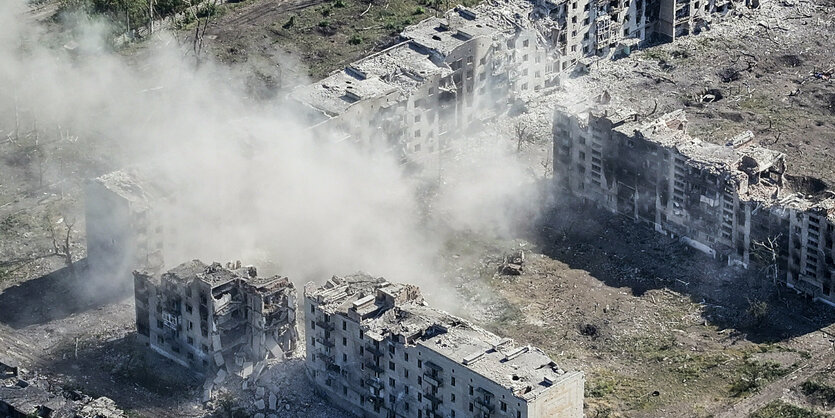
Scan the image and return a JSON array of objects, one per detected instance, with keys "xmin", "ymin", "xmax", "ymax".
[
  {"xmin": 552, "ymin": 104, "xmax": 835, "ymax": 306},
  {"xmin": 304, "ymin": 273, "xmax": 585, "ymax": 418},
  {"xmin": 133, "ymin": 260, "xmax": 299, "ymax": 373}
]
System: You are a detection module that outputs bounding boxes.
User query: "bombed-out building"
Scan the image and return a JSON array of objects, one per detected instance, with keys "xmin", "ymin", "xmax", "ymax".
[
  {"xmin": 133, "ymin": 260, "xmax": 299, "ymax": 373},
  {"xmin": 0, "ymin": 361, "xmax": 126, "ymax": 418},
  {"xmin": 552, "ymin": 104, "xmax": 835, "ymax": 306},
  {"xmin": 85, "ymin": 169, "xmax": 165, "ymax": 286},
  {"xmin": 292, "ymin": 2, "xmax": 555, "ymax": 165},
  {"xmin": 304, "ymin": 274, "xmax": 585, "ymax": 418}
]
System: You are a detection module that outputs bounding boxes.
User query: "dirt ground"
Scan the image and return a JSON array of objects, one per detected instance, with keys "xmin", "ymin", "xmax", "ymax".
[
  {"xmin": 441, "ymin": 197, "xmax": 835, "ymax": 417},
  {"xmin": 566, "ymin": 0, "xmax": 835, "ymax": 185}
]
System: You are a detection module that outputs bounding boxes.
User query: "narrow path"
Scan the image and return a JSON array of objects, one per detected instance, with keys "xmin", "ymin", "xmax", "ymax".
[{"xmin": 717, "ymin": 331, "xmax": 835, "ymax": 417}]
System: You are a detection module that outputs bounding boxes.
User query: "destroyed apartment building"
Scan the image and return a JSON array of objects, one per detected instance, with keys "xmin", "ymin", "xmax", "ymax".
[
  {"xmin": 552, "ymin": 103, "xmax": 835, "ymax": 306},
  {"xmin": 304, "ymin": 274, "xmax": 585, "ymax": 417},
  {"xmin": 291, "ymin": 2, "xmax": 554, "ymax": 165},
  {"xmin": 0, "ymin": 360, "xmax": 126, "ymax": 418},
  {"xmin": 133, "ymin": 260, "xmax": 299, "ymax": 373}
]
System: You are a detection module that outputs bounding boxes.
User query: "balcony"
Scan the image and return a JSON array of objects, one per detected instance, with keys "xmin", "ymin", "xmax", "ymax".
[
  {"xmin": 422, "ymin": 372, "xmax": 442, "ymax": 388},
  {"xmin": 365, "ymin": 361, "xmax": 384, "ymax": 374},
  {"xmin": 475, "ymin": 397, "xmax": 495, "ymax": 412},
  {"xmin": 315, "ymin": 337, "xmax": 335, "ymax": 348},
  {"xmin": 315, "ymin": 320, "xmax": 334, "ymax": 331},
  {"xmin": 366, "ymin": 344, "xmax": 384, "ymax": 357},
  {"xmin": 423, "ymin": 391, "xmax": 443, "ymax": 405}
]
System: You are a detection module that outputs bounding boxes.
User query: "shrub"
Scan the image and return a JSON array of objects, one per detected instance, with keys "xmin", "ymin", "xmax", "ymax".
[{"xmin": 348, "ymin": 35, "xmax": 362, "ymax": 45}]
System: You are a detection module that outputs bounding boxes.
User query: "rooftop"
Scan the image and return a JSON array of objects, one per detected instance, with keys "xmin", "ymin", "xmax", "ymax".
[{"xmin": 305, "ymin": 274, "xmax": 578, "ymax": 400}]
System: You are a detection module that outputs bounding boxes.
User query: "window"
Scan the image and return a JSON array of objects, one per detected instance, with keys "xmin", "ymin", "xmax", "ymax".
[
  {"xmin": 359, "ymin": 330, "xmax": 364, "ymax": 339},
  {"xmin": 389, "ymin": 345, "xmax": 395, "ymax": 355},
  {"xmin": 342, "ymin": 337, "xmax": 347, "ymax": 346},
  {"xmin": 202, "ymin": 344, "xmax": 208, "ymax": 353},
  {"xmin": 451, "ymin": 410, "xmax": 456, "ymax": 417},
  {"xmin": 451, "ymin": 377, "xmax": 456, "ymax": 386},
  {"xmin": 185, "ymin": 304, "xmax": 192, "ymax": 314},
  {"xmin": 157, "ymin": 335, "xmax": 164, "ymax": 344},
  {"xmin": 187, "ymin": 321, "xmax": 193, "ymax": 330},
  {"xmin": 418, "ymin": 393, "xmax": 423, "ymax": 402},
  {"xmin": 405, "ymin": 402, "xmax": 410, "ymax": 411},
  {"xmin": 187, "ymin": 336, "xmax": 194, "ymax": 345},
  {"xmin": 390, "ymin": 378, "xmax": 395, "ymax": 387},
  {"xmin": 310, "ymin": 304, "xmax": 315, "ymax": 313},
  {"xmin": 157, "ymin": 320, "xmax": 163, "ymax": 329},
  {"xmin": 415, "ymin": 115, "xmax": 421, "ymax": 123},
  {"xmin": 342, "ymin": 321, "xmax": 346, "ymax": 331},
  {"xmin": 418, "ymin": 360, "xmax": 422, "ymax": 368},
  {"xmin": 523, "ymin": 54, "xmax": 529, "ymax": 62},
  {"xmin": 343, "ymin": 353, "xmax": 347, "ymax": 362},
  {"xmin": 415, "ymin": 130, "xmax": 421, "ymax": 138},
  {"xmin": 405, "ymin": 369, "xmax": 409, "ymax": 378},
  {"xmin": 469, "ymin": 402, "xmax": 474, "ymax": 412},
  {"xmin": 469, "ymin": 385, "xmax": 474, "ymax": 395},
  {"xmin": 311, "ymin": 337, "xmax": 316, "ymax": 347},
  {"xmin": 451, "ymin": 393, "xmax": 456, "ymax": 402},
  {"xmin": 389, "ymin": 361, "xmax": 396, "ymax": 371},
  {"xmin": 501, "ymin": 401, "xmax": 507, "ymax": 411},
  {"xmin": 360, "ymin": 347, "xmax": 365, "ymax": 355},
  {"xmin": 344, "ymin": 386, "xmax": 348, "ymax": 396},
  {"xmin": 404, "ymin": 352, "xmax": 409, "ymax": 361},
  {"xmin": 311, "ymin": 320, "xmax": 316, "ymax": 329},
  {"xmin": 523, "ymin": 39, "xmax": 529, "ymax": 47}
]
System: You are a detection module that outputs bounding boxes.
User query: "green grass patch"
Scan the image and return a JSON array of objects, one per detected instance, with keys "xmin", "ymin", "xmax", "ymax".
[
  {"xmin": 267, "ymin": 0, "xmax": 481, "ymax": 78},
  {"xmin": 729, "ymin": 359, "xmax": 790, "ymax": 397},
  {"xmin": 800, "ymin": 380, "xmax": 835, "ymax": 406},
  {"xmin": 751, "ymin": 400, "xmax": 824, "ymax": 418}
]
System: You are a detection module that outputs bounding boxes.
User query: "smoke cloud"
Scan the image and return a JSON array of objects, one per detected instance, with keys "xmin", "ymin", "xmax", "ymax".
[{"xmin": 0, "ymin": 0, "xmax": 549, "ymax": 311}]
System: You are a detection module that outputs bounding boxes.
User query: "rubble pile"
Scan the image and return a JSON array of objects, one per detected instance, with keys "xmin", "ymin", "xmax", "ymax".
[{"xmin": 0, "ymin": 360, "xmax": 126, "ymax": 418}]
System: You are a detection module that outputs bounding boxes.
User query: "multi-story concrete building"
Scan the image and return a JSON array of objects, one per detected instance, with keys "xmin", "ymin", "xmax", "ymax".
[
  {"xmin": 292, "ymin": 3, "xmax": 555, "ymax": 166},
  {"xmin": 133, "ymin": 260, "xmax": 299, "ymax": 373},
  {"xmin": 304, "ymin": 274, "xmax": 585, "ymax": 418},
  {"xmin": 552, "ymin": 103, "xmax": 835, "ymax": 306},
  {"xmin": 86, "ymin": 169, "xmax": 165, "ymax": 287}
]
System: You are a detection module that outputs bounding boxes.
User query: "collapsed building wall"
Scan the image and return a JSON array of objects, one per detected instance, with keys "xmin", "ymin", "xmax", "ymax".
[
  {"xmin": 552, "ymin": 104, "xmax": 835, "ymax": 306},
  {"xmin": 0, "ymin": 361, "xmax": 126, "ymax": 418},
  {"xmin": 304, "ymin": 274, "xmax": 585, "ymax": 418},
  {"xmin": 134, "ymin": 260, "xmax": 298, "ymax": 374}
]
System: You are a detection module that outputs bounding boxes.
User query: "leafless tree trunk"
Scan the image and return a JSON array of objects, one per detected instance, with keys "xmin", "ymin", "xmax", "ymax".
[
  {"xmin": 51, "ymin": 217, "xmax": 76, "ymax": 276},
  {"xmin": 514, "ymin": 121, "xmax": 530, "ymax": 153},
  {"xmin": 193, "ymin": 0, "xmax": 220, "ymax": 64}
]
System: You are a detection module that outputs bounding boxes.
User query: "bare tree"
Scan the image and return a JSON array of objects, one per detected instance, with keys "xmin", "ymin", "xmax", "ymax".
[
  {"xmin": 192, "ymin": 0, "xmax": 221, "ymax": 64},
  {"xmin": 50, "ymin": 217, "xmax": 77, "ymax": 276},
  {"xmin": 514, "ymin": 121, "xmax": 532, "ymax": 153},
  {"xmin": 752, "ymin": 234, "xmax": 781, "ymax": 286}
]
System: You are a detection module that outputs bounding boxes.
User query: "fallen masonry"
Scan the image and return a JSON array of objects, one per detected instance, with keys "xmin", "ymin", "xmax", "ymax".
[
  {"xmin": 304, "ymin": 273, "xmax": 585, "ymax": 418},
  {"xmin": 0, "ymin": 360, "xmax": 126, "ymax": 418},
  {"xmin": 553, "ymin": 100, "xmax": 835, "ymax": 306},
  {"xmin": 133, "ymin": 260, "xmax": 299, "ymax": 375}
]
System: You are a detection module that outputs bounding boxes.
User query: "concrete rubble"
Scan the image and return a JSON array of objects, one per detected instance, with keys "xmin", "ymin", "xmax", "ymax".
[{"xmin": 0, "ymin": 360, "xmax": 126, "ymax": 418}]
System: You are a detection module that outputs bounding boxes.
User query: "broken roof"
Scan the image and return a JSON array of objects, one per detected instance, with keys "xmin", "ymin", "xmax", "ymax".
[{"xmin": 305, "ymin": 274, "xmax": 579, "ymax": 400}]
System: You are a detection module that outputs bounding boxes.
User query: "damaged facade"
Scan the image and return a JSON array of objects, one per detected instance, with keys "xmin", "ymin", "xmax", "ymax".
[
  {"xmin": 291, "ymin": 2, "xmax": 556, "ymax": 165},
  {"xmin": 552, "ymin": 104, "xmax": 835, "ymax": 306},
  {"xmin": 0, "ymin": 361, "xmax": 126, "ymax": 418},
  {"xmin": 133, "ymin": 260, "xmax": 299, "ymax": 373},
  {"xmin": 304, "ymin": 274, "xmax": 585, "ymax": 418}
]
